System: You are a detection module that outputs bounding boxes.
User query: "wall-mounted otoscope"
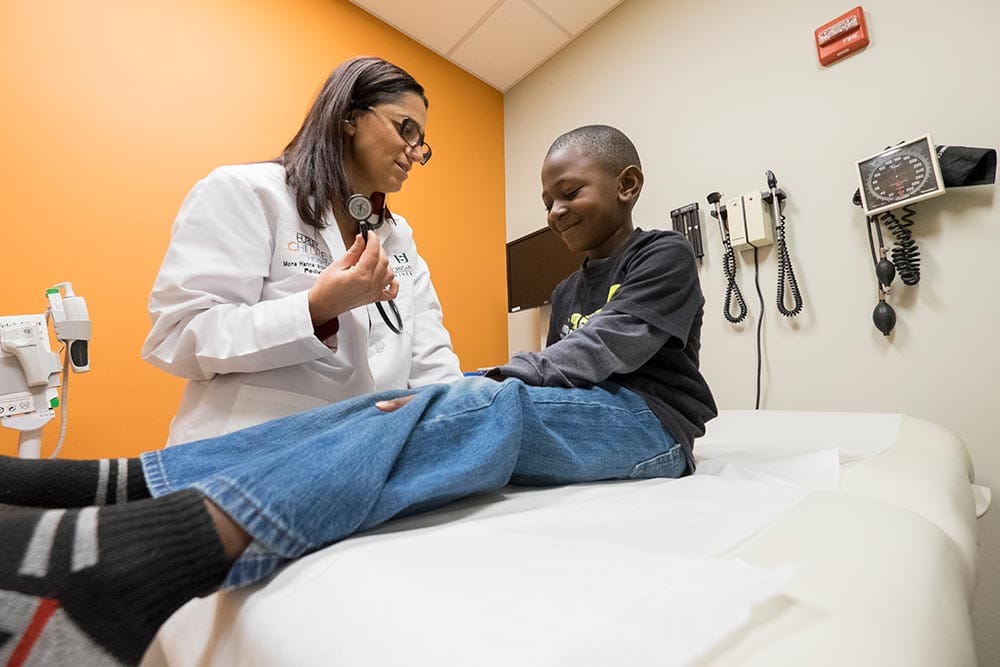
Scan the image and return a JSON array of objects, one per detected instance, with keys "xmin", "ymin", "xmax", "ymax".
[
  {"xmin": 706, "ymin": 192, "xmax": 748, "ymax": 324},
  {"xmin": 763, "ymin": 170, "xmax": 802, "ymax": 318}
]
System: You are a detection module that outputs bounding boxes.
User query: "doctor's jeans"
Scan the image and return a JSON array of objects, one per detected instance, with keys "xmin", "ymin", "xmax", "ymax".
[{"xmin": 139, "ymin": 377, "xmax": 683, "ymax": 588}]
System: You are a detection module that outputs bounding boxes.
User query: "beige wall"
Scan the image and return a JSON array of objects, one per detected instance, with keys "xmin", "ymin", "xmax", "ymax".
[{"xmin": 503, "ymin": 0, "xmax": 999, "ymax": 662}]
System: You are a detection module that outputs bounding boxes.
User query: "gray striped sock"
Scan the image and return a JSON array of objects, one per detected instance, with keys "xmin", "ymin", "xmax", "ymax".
[
  {"xmin": 0, "ymin": 455, "xmax": 149, "ymax": 508},
  {"xmin": 0, "ymin": 590, "xmax": 127, "ymax": 666},
  {"xmin": 1, "ymin": 491, "xmax": 230, "ymax": 666}
]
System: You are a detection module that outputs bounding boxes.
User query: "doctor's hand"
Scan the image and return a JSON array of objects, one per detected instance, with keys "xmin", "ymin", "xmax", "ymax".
[
  {"xmin": 375, "ymin": 394, "xmax": 417, "ymax": 412},
  {"xmin": 308, "ymin": 233, "xmax": 400, "ymax": 326}
]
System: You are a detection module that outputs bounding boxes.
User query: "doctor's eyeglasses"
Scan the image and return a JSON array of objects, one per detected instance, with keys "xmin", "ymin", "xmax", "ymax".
[{"xmin": 366, "ymin": 107, "xmax": 432, "ymax": 165}]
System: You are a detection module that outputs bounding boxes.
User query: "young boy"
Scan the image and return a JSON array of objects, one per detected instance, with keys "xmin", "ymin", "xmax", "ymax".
[{"xmin": 0, "ymin": 125, "xmax": 716, "ymax": 666}]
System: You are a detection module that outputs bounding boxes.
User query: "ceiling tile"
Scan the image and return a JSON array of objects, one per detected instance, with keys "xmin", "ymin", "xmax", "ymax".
[
  {"xmin": 450, "ymin": 0, "xmax": 570, "ymax": 90},
  {"xmin": 349, "ymin": 0, "xmax": 499, "ymax": 54},
  {"xmin": 529, "ymin": 0, "xmax": 624, "ymax": 36}
]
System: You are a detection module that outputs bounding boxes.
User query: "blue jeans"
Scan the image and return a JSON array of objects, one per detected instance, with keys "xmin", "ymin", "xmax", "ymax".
[{"xmin": 140, "ymin": 377, "xmax": 683, "ymax": 587}]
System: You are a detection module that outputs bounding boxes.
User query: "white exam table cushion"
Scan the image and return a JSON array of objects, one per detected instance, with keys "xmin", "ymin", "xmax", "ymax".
[{"xmin": 143, "ymin": 410, "xmax": 980, "ymax": 666}]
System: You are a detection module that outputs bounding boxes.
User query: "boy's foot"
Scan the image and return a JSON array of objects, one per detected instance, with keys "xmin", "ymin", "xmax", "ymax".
[
  {"xmin": 1, "ymin": 589, "xmax": 126, "ymax": 666},
  {"xmin": 0, "ymin": 490, "xmax": 230, "ymax": 666}
]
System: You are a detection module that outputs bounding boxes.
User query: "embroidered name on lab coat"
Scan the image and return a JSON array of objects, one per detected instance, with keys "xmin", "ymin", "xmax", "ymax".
[{"xmin": 283, "ymin": 233, "xmax": 332, "ymax": 275}]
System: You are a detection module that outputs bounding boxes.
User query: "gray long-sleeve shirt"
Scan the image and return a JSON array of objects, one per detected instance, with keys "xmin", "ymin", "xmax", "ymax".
[{"xmin": 494, "ymin": 229, "xmax": 717, "ymax": 465}]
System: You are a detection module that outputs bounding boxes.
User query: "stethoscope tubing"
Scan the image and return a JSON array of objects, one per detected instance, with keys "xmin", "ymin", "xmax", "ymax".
[{"xmin": 375, "ymin": 295, "xmax": 403, "ymax": 335}]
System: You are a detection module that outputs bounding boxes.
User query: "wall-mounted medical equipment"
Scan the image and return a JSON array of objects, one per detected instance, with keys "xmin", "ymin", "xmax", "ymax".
[
  {"xmin": 725, "ymin": 191, "xmax": 773, "ymax": 252},
  {"xmin": 815, "ymin": 6, "xmax": 870, "ymax": 67},
  {"xmin": 767, "ymin": 171, "xmax": 804, "ymax": 318},
  {"xmin": 707, "ymin": 172, "xmax": 804, "ymax": 410},
  {"xmin": 706, "ymin": 192, "xmax": 748, "ymax": 324},
  {"xmin": 856, "ymin": 135, "xmax": 946, "ymax": 216},
  {"xmin": 669, "ymin": 203, "xmax": 704, "ymax": 263},
  {"xmin": 707, "ymin": 171, "xmax": 803, "ymax": 324},
  {"xmin": 864, "ymin": 214, "xmax": 900, "ymax": 336},
  {"xmin": 1, "ymin": 282, "xmax": 91, "ymax": 458},
  {"xmin": 853, "ymin": 137, "xmax": 997, "ymax": 336}
]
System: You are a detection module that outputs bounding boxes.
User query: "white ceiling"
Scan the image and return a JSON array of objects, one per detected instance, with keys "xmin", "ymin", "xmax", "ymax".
[{"xmin": 349, "ymin": 0, "xmax": 625, "ymax": 92}]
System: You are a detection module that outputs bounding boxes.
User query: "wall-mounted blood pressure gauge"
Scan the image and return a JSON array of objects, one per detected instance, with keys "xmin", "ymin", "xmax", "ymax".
[{"xmin": 855, "ymin": 134, "xmax": 945, "ymax": 216}]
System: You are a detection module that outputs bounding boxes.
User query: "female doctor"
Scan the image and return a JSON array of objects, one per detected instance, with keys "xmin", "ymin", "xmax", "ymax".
[{"xmin": 142, "ymin": 56, "xmax": 462, "ymax": 446}]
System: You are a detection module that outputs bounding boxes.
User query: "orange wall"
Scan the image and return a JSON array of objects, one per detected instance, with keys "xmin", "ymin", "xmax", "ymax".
[{"xmin": 0, "ymin": 0, "xmax": 507, "ymax": 459}]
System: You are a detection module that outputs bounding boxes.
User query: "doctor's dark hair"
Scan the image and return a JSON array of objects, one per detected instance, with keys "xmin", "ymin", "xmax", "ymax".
[
  {"xmin": 547, "ymin": 125, "xmax": 641, "ymax": 175},
  {"xmin": 278, "ymin": 56, "xmax": 428, "ymax": 229}
]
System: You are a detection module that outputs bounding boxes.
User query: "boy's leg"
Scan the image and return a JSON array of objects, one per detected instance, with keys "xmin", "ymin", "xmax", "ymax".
[
  {"xmin": 140, "ymin": 378, "xmax": 681, "ymax": 588},
  {"xmin": 0, "ymin": 388, "xmax": 447, "ymax": 510},
  {"xmin": 511, "ymin": 381, "xmax": 684, "ymax": 485},
  {"xmin": 0, "ymin": 386, "xmax": 458, "ymax": 510},
  {"xmin": 0, "ymin": 456, "xmax": 150, "ymax": 507},
  {"xmin": 141, "ymin": 379, "xmax": 525, "ymax": 586}
]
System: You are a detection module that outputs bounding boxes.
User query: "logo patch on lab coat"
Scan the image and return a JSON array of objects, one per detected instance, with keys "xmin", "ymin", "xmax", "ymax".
[
  {"xmin": 283, "ymin": 233, "xmax": 331, "ymax": 275},
  {"xmin": 391, "ymin": 252, "xmax": 414, "ymax": 277}
]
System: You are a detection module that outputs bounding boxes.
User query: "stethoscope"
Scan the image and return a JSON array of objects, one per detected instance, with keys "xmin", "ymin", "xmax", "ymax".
[{"xmin": 347, "ymin": 193, "xmax": 404, "ymax": 335}]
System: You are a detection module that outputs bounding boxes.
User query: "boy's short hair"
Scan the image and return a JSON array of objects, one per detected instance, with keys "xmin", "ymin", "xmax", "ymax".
[{"xmin": 546, "ymin": 125, "xmax": 641, "ymax": 175}]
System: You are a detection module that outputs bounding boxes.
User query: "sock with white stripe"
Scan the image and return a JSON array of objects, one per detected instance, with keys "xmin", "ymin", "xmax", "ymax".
[
  {"xmin": 0, "ymin": 489, "xmax": 231, "ymax": 666},
  {"xmin": 0, "ymin": 455, "xmax": 149, "ymax": 508}
]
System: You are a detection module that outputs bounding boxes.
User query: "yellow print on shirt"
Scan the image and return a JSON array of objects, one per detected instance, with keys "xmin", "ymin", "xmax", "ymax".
[{"xmin": 565, "ymin": 284, "xmax": 621, "ymax": 332}]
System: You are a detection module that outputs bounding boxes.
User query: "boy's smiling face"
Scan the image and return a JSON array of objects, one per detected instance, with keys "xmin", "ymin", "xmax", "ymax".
[{"xmin": 541, "ymin": 144, "xmax": 641, "ymax": 260}]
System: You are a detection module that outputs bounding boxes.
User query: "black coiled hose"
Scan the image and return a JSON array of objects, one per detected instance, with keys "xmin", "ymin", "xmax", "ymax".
[
  {"xmin": 774, "ymin": 198, "xmax": 803, "ymax": 316},
  {"xmin": 881, "ymin": 205, "xmax": 921, "ymax": 285},
  {"xmin": 722, "ymin": 233, "xmax": 748, "ymax": 323}
]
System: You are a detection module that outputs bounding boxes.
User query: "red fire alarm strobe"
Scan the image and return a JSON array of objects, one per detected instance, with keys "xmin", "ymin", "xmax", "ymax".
[{"xmin": 815, "ymin": 6, "xmax": 869, "ymax": 66}]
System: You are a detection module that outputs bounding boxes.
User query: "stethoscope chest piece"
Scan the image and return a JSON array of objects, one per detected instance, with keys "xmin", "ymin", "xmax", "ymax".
[{"xmin": 348, "ymin": 194, "xmax": 373, "ymax": 224}]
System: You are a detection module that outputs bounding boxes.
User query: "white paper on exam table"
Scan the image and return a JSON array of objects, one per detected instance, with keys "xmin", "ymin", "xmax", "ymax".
[{"xmin": 695, "ymin": 410, "xmax": 902, "ymax": 464}]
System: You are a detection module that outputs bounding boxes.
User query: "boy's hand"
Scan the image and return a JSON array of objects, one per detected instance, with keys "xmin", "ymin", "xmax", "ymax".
[{"xmin": 307, "ymin": 234, "xmax": 400, "ymax": 325}]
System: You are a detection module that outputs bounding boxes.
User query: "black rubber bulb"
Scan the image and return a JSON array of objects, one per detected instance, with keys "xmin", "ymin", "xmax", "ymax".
[
  {"xmin": 873, "ymin": 300, "xmax": 896, "ymax": 336},
  {"xmin": 876, "ymin": 258, "xmax": 896, "ymax": 288}
]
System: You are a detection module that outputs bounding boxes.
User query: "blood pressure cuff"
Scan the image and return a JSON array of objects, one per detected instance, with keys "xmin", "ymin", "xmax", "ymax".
[
  {"xmin": 936, "ymin": 145, "xmax": 996, "ymax": 187},
  {"xmin": 852, "ymin": 144, "xmax": 996, "ymax": 206}
]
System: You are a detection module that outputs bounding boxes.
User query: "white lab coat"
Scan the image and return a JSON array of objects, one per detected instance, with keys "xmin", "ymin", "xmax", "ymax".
[{"xmin": 142, "ymin": 163, "xmax": 462, "ymax": 446}]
